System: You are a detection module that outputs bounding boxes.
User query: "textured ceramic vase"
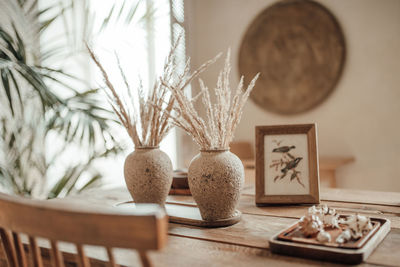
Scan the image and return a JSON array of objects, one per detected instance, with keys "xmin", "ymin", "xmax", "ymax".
[
  {"xmin": 188, "ymin": 149, "xmax": 244, "ymax": 221},
  {"xmin": 124, "ymin": 146, "xmax": 173, "ymax": 206}
]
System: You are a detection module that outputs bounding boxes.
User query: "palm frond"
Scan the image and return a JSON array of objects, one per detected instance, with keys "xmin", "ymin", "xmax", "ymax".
[
  {"xmin": 0, "ymin": 0, "xmax": 148, "ymax": 199},
  {"xmin": 97, "ymin": 0, "xmax": 151, "ymax": 33},
  {"xmin": 47, "ymin": 146, "xmax": 119, "ymax": 199}
]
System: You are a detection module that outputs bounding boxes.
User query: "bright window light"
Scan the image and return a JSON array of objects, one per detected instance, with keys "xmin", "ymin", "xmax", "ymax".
[{"xmin": 89, "ymin": 0, "xmax": 178, "ymax": 185}]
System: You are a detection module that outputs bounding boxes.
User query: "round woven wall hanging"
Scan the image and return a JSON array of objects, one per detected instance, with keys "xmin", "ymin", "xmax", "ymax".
[{"xmin": 239, "ymin": 0, "xmax": 345, "ymax": 114}]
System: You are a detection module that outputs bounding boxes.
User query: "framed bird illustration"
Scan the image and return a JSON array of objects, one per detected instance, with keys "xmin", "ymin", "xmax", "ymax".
[{"xmin": 255, "ymin": 124, "xmax": 320, "ymax": 205}]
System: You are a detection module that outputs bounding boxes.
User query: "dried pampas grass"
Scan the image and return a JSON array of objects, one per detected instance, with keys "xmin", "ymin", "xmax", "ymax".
[
  {"xmin": 86, "ymin": 37, "xmax": 218, "ymax": 148},
  {"xmin": 163, "ymin": 49, "xmax": 260, "ymax": 150}
]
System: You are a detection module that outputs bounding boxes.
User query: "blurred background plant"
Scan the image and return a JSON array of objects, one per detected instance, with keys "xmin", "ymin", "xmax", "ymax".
[{"xmin": 0, "ymin": 0, "xmax": 156, "ymax": 198}]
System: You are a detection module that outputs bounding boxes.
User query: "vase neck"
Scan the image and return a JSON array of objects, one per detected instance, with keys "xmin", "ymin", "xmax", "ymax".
[
  {"xmin": 200, "ymin": 148, "xmax": 229, "ymax": 153},
  {"xmin": 135, "ymin": 146, "xmax": 159, "ymax": 150}
]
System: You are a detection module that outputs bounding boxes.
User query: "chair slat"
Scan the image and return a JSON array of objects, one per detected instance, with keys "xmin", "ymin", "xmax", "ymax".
[
  {"xmin": 0, "ymin": 193, "xmax": 167, "ymax": 249},
  {"xmin": 12, "ymin": 232, "xmax": 28, "ymax": 267},
  {"xmin": 50, "ymin": 241, "xmax": 65, "ymax": 267},
  {"xmin": 29, "ymin": 236, "xmax": 44, "ymax": 267},
  {"xmin": 76, "ymin": 244, "xmax": 90, "ymax": 267},
  {"xmin": 0, "ymin": 193, "xmax": 167, "ymax": 267},
  {"xmin": 106, "ymin": 247, "xmax": 117, "ymax": 267},
  {"xmin": 138, "ymin": 251, "xmax": 152, "ymax": 267},
  {"xmin": 0, "ymin": 229, "xmax": 18, "ymax": 267}
]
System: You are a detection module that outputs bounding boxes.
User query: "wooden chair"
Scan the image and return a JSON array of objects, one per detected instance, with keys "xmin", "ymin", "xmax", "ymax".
[{"xmin": 0, "ymin": 192, "xmax": 168, "ymax": 267}]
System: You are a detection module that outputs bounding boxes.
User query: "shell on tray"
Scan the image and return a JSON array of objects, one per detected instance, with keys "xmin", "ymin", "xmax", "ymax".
[
  {"xmin": 308, "ymin": 204, "xmax": 340, "ymax": 228},
  {"xmin": 336, "ymin": 229, "xmax": 352, "ymax": 244},
  {"xmin": 339, "ymin": 214, "xmax": 373, "ymax": 239},
  {"xmin": 299, "ymin": 214, "xmax": 323, "ymax": 237},
  {"xmin": 317, "ymin": 230, "xmax": 331, "ymax": 243},
  {"xmin": 299, "ymin": 205, "xmax": 373, "ymax": 244}
]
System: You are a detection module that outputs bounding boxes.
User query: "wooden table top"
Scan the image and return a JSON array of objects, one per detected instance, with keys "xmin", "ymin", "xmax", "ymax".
[{"xmin": 56, "ymin": 178, "xmax": 400, "ymax": 267}]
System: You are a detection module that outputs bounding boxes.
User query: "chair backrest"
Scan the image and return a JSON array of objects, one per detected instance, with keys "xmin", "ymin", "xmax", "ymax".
[{"xmin": 0, "ymin": 192, "xmax": 168, "ymax": 267}]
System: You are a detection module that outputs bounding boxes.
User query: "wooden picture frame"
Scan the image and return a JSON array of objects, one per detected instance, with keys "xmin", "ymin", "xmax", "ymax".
[{"xmin": 255, "ymin": 124, "xmax": 320, "ymax": 205}]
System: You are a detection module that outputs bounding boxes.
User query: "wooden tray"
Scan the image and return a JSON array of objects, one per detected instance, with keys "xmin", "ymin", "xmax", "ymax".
[
  {"xmin": 277, "ymin": 215, "xmax": 380, "ymax": 249},
  {"xmin": 269, "ymin": 217, "xmax": 390, "ymax": 264},
  {"xmin": 116, "ymin": 201, "xmax": 241, "ymax": 228}
]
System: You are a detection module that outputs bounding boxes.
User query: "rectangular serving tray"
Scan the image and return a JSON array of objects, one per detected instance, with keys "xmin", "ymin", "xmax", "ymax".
[
  {"xmin": 269, "ymin": 217, "xmax": 390, "ymax": 264},
  {"xmin": 277, "ymin": 215, "xmax": 380, "ymax": 249}
]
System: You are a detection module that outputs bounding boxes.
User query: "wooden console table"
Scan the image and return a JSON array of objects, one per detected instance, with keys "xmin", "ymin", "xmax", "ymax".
[{"xmin": 319, "ymin": 156, "xmax": 355, "ymax": 188}]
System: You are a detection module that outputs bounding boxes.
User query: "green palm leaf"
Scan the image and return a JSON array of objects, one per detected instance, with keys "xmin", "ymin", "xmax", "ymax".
[{"xmin": 0, "ymin": 0, "xmax": 151, "ymax": 199}]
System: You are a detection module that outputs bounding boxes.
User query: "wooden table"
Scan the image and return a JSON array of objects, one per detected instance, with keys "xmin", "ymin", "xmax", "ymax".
[
  {"xmin": 40, "ymin": 174, "xmax": 399, "ymax": 267},
  {"xmin": 1, "ymin": 170, "xmax": 396, "ymax": 266}
]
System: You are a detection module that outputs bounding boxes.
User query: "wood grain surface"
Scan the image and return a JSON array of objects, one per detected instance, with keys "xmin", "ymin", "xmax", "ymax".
[
  {"xmin": 239, "ymin": 0, "xmax": 345, "ymax": 114},
  {"xmin": 3, "ymin": 235, "xmax": 385, "ymax": 267},
  {"xmin": 4, "ymin": 183, "xmax": 398, "ymax": 267}
]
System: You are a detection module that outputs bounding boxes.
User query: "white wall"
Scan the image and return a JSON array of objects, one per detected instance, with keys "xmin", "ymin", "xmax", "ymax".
[{"xmin": 185, "ymin": 0, "xmax": 400, "ymax": 192}]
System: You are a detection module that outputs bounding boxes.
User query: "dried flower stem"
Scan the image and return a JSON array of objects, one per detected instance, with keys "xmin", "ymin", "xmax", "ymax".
[
  {"xmin": 86, "ymin": 36, "xmax": 218, "ymax": 148},
  {"xmin": 86, "ymin": 42, "xmax": 177, "ymax": 147},
  {"xmin": 163, "ymin": 49, "xmax": 260, "ymax": 150}
]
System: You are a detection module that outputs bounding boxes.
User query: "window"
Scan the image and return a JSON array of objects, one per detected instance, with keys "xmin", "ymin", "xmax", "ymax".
[
  {"xmin": 41, "ymin": 0, "xmax": 185, "ymax": 187},
  {"xmin": 88, "ymin": 0, "xmax": 185, "ymax": 185}
]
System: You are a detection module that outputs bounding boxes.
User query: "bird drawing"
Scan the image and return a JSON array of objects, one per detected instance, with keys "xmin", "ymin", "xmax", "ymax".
[
  {"xmin": 271, "ymin": 143, "xmax": 305, "ymax": 187},
  {"xmin": 272, "ymin": 145, "xmax": 295, "ymax": 153},
  {"xmin": 281, "ymin": 157, "xmax": 302, "ymax": 173},
  {"xmin": 272, "ymin": 145, "xmax": 296, "ymax": 159},
  {"xmin": 274, "ymin": 157, "xmax": 302, "ymax": 181},
  {"xmin": 290, "ymin": 170, "xmax": 304, "ymax": 187}
]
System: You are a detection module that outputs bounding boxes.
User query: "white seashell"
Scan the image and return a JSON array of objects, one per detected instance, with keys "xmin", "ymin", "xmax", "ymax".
[
  {"xmin": 321, "ymin": 204, "xmax": 329, "ymax": 214},
  {"xmin": 317, "ymin": 230, "xmax": 331, "ymax": 243},
  {"xmin": 299, "ymin": 214, "xmax": 323, "ymax": 237},
  {"xmin": 322, "ymin": 214, "xmax": 339, "ymax": 228},
  {"xmin": 336, "ymin": 229, "xmax": 352, "ymax": 244},
  {"xmin": 308, "ymin": 205, "xmax": 320, "ymax": 215},
  {"xmin": 340, "ymin": 214, "xmax": 373, "ymax": 240},
  {"xmin": 308, "ymin": 205, "xmax": 339, "ymax": 228}
]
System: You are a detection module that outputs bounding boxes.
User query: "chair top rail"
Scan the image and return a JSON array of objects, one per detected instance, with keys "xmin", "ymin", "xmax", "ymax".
[{"xmin": 0, "ymin": 193, "xmax": 168, "ymax": 250}]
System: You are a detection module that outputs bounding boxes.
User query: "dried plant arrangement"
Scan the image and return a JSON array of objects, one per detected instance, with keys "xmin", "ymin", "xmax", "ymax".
[
  {"xmin": 162, "ymin": 49, "xmax": 260, "ymax": 150},
  {"xmin": 86, "ymin": 39, "xmax": 219, "ymax": 148}
]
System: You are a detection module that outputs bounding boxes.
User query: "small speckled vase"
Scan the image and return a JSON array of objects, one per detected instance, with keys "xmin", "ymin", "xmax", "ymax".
[
  {"xmin": 124, "ymin": 146, "xmax": 173, "ymax": 207},
  {"xmin": 188, "ymin": 149, "xmax": 244, "ymax": 221}
]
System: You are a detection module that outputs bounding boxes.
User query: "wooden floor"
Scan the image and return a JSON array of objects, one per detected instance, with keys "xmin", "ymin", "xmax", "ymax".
[{"xmin": 1, "ymin": 173, "xmax": 399, "ymax": 266}]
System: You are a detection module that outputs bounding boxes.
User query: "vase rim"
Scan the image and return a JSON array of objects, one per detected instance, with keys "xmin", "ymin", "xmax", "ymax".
[
  {"xmin": 135, "ymin": 146, "xmax": 160, "ymax": 150},
  {"xmin": 200, "ymin": 148, "xmax": 229, "ymax": 152}
]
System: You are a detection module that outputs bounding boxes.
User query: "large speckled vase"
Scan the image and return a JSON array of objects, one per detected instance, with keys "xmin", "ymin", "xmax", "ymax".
[
  {"xmin": 124, "ymin": 146, "xmax": 173, "ymax": 206},
  {"xmin": 188, "ymin": 149, "xmax": 244, "ymax": 221}
]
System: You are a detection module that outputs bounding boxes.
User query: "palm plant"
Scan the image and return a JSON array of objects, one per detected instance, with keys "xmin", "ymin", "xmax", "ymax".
[{"xmin": 0, "ymin": 0, "xmax": 151, "ymax": 198}]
